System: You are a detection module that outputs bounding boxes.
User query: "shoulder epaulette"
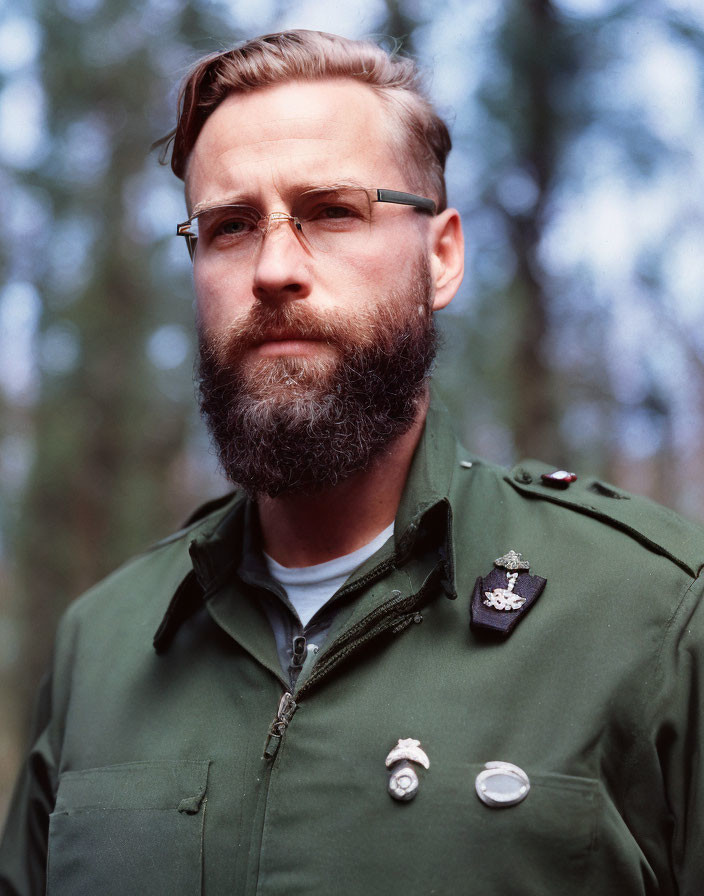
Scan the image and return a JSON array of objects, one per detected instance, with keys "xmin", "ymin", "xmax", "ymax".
[{"xmin": 506, "ymin": 459, "xmax": 704, "ymax": 579}]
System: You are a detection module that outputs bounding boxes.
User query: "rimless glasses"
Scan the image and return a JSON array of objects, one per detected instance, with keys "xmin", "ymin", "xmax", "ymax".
[{"xmin": 177, "ymin": 187, "xmax": 437, "ymax": 262}]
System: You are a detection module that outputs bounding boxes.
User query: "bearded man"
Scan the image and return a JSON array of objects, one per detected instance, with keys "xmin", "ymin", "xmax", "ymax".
[{"xmin": 2, "ymin": 30, "xmax": 704, "ymax": 896}]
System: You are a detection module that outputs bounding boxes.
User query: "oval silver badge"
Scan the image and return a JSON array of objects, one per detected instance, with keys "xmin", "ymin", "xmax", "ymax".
[{"xmin": 475, "ymin": 761, "xmax": 530, "ymax": 808}]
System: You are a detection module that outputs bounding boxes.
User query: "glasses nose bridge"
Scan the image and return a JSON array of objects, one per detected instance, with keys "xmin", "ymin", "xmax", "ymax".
[{"xmin": 257, "ymin": 211, "xmax": 300, "ymax": 238}]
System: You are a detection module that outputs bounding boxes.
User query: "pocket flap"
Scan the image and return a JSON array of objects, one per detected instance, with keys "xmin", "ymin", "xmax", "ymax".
[{"xmin": 54, "ymin": 759, "xmax": 210, "ymax": 813}]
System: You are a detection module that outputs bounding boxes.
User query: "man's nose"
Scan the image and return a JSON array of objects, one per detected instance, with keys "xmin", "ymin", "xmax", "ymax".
[{"xmin": 252, "ymin": 217, "xmax": 312, "ymax": 302}]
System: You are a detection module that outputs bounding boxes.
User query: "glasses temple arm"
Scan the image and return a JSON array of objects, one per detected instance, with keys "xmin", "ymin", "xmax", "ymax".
[{"xmin": 375, "ymin": 189, "xmax": 436, "ymax": 214}]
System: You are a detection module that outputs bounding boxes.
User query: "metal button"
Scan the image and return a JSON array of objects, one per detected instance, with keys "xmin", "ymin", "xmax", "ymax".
[
  {"xmin": 475, "ymin": 761, "xmax": 530, "ymax": 808},
  {"xmin": 540, "ymin": 470, "xmax": 577, "ymax": 489}
]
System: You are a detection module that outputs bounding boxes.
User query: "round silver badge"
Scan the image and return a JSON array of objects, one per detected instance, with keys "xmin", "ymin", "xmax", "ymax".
[
  {"xmin": 388, "ymin": 763, "xmax": 420, "ymax": 801},
  {"xmin": 475, "ymin": 761, "xmax": 530, "ymax": 808}
]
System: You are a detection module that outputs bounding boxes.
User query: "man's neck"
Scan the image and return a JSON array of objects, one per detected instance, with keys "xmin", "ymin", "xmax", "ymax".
[{"xmin": 257, "ymin": 394, "xmax": 429, "ymax": 568}]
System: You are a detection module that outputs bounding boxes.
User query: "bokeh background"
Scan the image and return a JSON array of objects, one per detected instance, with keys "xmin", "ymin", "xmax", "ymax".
[{"xmin": 2, "ymin": 0, "xmax": 704, "ymax": 827}]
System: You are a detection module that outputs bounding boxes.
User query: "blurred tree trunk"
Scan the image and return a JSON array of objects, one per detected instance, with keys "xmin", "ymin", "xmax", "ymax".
[
  {"xmin": 487, "ymin": 0, "xmax": 581, "ymax": 464},
  {"xmin": 11, "ymin": 0, "xmax": 236, "ymax": 739}
]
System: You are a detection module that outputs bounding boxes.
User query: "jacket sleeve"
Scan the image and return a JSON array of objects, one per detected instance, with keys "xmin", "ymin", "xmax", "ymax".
[
  {"xmin": 0, "ymin": 672, "xmax": 57, "ymax": 896},
  {"xmin": 658, "ymin": 568, "xmax": 704, "ymax": 894}
]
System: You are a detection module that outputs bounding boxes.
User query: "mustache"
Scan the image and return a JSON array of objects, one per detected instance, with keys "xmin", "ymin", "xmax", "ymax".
[{"xmin": 199, "ymin": 301, "xmax": 383, "ymax": 361}]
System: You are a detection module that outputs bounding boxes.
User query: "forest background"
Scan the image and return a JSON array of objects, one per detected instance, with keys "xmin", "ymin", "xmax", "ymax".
[{"xmin": 2, "ymin": 0, "xmax": 704, "ymax": 828}]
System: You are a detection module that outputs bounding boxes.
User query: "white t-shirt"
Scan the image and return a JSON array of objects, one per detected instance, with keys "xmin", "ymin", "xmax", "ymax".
[{"xmin": 263, "ymin": 522, "xmax": 395, "ymax": 628}]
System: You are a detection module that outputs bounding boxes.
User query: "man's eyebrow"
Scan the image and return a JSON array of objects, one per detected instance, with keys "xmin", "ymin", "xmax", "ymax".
[
  {"xmin": 297, "ymin": 180, "xmax": 366, "ymax": 195},
  {"xmin": 190, "ymin": 196, "xmax": 248, "ymax": 217},
  {"xmin": 295, "ymin": 182, "xmax": 377, "ymax": 203},
  {"xmin": 189, "ymin": 182, "xmax": 369, "ymax": 217}
]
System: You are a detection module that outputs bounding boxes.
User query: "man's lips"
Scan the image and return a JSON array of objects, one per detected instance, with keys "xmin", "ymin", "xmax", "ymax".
[
  {"xmin": 253, "ymin": 330, "xmax": 315, "ymax": 343},
  {"xmin": 249, "ymin": 332, "xmax": 332, "ymax": 357}
]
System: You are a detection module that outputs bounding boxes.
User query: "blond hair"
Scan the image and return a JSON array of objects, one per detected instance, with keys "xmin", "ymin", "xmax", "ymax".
[{"xmin": 162, "ymin": 30, "xmax": 451, "ymax": 210}]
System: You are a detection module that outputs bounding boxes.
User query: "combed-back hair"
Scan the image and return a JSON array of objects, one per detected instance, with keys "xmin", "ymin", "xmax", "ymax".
[{"xmin": 160, "ymin": 30, "xmax": 452, "ymax": 211}]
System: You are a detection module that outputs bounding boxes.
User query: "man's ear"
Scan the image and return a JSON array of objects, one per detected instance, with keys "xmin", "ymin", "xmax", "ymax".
[{"xmin": 428, "ymin": 208, "xmax": 464, "ymax": 311}]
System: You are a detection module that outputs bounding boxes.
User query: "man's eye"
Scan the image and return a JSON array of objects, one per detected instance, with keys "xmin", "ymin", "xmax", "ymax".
[
  {"xmin": 307, "ymin": 203, "xmax": 368, "ymax": 224},
  {"xmin": 319, "ymin": 205, "xmax": 354, "ymax": 219},
  {"xmin": 195, "ymin": 207, "xmax": 260, "ymax": 241},
  {"xmin": 216, "ymin": 217, "xmax": 252, "ymax": 235}
]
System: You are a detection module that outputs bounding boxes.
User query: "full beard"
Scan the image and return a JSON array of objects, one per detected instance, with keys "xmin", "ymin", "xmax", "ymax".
[{"xmin": 197, "ymin": 259, "xmax": 438, "ymax": 498}]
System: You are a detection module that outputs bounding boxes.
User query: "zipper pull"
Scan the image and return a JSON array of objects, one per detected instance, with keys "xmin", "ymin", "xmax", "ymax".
[
  {"xmin": 289, "ymin": 636, "xmax": 308, "ymax": 688},
  {"xmin": 291, "ymin": 635, "xmax": 307, "ymax": 669},
  {"xmin": 264, "ymin": 692, "xmax": 298, "ymax": 760}
]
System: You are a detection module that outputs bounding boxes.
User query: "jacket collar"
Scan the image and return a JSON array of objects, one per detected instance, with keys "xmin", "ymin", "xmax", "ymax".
[
  {"xmin": 154, "ymin": 392, "xmax": 460, "ymax": 653},
  {"xmin": 394, "ymin": 395, "xmax": 457, "ymax": 595}
]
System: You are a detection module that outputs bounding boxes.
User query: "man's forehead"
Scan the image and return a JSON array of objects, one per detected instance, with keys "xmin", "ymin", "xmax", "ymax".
[{"xmin": 185, "ymin": 79, "xmax": 403, "ymax": 208}]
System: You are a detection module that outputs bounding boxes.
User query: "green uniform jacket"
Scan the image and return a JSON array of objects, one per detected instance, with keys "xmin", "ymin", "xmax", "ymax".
[{"xmin": 2, "ymin": 402, "xmax": 704, "ymax": 895}]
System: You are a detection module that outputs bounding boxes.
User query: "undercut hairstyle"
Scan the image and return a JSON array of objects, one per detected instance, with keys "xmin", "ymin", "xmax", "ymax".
[{"xmin": 161, "ymin": 29, "xmax": 452, "ymax": 210}]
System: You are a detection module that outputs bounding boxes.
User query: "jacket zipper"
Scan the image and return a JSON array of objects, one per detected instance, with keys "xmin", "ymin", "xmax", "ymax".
[
  {"xmin": 297, "ymin": 565, "xmax": 440, "ymax": 699},
  {"xmin": 260, "ymin": 593, "xmax": 418, "ymax": 762},
  {"xmin": 263, "ymin": 691, "xmax": 298, "ymax": 759},
  {"xmin": 262, "ymin": 564, "xmax": 442, "ymax": 761},
  {"xmin": 249, "ymin": 564, "xmax": 441, "ymax": 895}
]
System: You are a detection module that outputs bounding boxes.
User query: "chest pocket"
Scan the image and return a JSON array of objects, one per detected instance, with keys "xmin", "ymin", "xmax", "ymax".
[
  {"xmin": 47, "ymin": 759, "xmax": 210, "ymax": 896},
  {"xmin": 381, "ymin": 765, "xmax": 599, "ymax": 892},
  {"xmin": 262, "ymin": 754, "xmax": 602, "ymax": 895}
]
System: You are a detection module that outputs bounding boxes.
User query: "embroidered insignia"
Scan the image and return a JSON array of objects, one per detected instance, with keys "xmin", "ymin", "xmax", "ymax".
[
  {"xmin": 470, "ymin": 550, "xmax": 546, "ymax": 636},
  {"xmin": 483, "ymin": 571, "xmax": 525, "ymax": 610}
]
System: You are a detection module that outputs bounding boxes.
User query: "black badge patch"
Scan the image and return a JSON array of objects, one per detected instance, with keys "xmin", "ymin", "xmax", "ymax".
[{"xmin": 470, "ymin": 550, "xmax": 546, "ymax": 637}]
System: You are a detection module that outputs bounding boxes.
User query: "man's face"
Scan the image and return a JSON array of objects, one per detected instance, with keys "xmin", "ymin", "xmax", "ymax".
[
  {"xmin": 186, "ymin": 78, "xmax": 439, "ymax": 345},
  {"xmin": 185, "ymin": 79, "xmax": 448, "ymax": 496}
]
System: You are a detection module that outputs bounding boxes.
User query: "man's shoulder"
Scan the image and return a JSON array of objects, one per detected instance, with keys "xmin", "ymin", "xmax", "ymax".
[
  {"xmin": 61, "ymin": 491, "xmax": 242, "ymax": 632},
  {"xmin": 450, "ymin": 449, "xmax": 704, "ymax": 581},
  {"xmin": 505, "ymin": 458, "xmax": 704, "ymax": 577}
]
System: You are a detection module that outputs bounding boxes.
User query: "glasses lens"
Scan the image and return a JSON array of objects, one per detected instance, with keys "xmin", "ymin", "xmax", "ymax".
[
  {"xmin": 185, "ymin": 190, "xmax": 374, "ymax": 259},
  {"xmin": 294, "ymin": 188, "xmax": 372, "ymax": 253},
  {"xmin": 191, "ymin": 205, "xmax": 261, "ymax": 250}
]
